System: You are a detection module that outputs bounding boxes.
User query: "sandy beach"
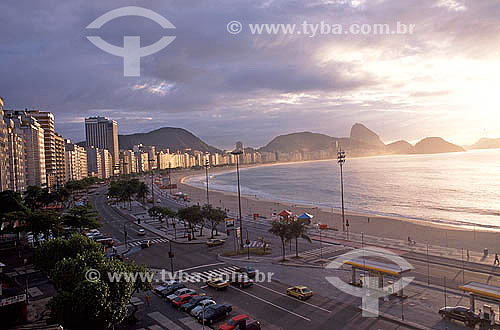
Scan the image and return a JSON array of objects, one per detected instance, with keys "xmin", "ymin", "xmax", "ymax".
[{"xmin": 168, "ymin": 165, "xmax": 500, "ymax": 253}]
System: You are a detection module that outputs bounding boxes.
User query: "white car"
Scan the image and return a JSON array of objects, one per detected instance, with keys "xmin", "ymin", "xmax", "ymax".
[
  {"xmin": 190, "ymin": 300, "xmax": 216, "ymax": 318},
  {"xmin": 166, "ymin": 288, "xmax": 196, "ymax": 302},
  {"xmin": 137, "ymin": 229, "xmax": 146, "ymax": 236},
  {"xmin": 153, "ymin": 280, "xmax": 178, "ymax": 293}
]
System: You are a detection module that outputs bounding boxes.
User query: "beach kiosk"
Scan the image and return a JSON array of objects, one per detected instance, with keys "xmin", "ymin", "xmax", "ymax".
[
  {"xmin": 346, "ymin": 258, "xmax": 412, "ymax": 297},
  {"xmin": 297, "ymin": 213, "xmax": 314, "ymax": 225},
  {"xmin": 459, "ymin": 282, "xmax": 500, "ymax": 322},
  {"xmin": 278, "ymin": 210, "xmax": 293, "ymax": 222}
]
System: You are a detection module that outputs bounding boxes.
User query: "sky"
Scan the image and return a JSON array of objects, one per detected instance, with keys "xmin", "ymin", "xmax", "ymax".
[{"xmin": 1, "ymin": 0, "xmax": 500, "ymax": 149}]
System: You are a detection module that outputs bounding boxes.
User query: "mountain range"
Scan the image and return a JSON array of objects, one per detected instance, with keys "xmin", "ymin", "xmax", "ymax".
[
  {"xmin": 92, "ymin": 123, "xmax": 466, "ymax": 157},
  {"xmin": 468, "ymin": 138, "xmax": 500, "ymax": 150},
  {"xmin": 258, "ymin": 123, "xmax": 465, "ymax": 156}
]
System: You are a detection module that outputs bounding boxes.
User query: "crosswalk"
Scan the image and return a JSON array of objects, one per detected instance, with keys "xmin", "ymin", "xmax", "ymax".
[
  {"xmin": 128, "ymin": 237, "xmax": 170, "ymax": 247},
  {"xmin": 243, "ymin": 240, "xmax": 267, "ymax": 249},
  {"xmin": 178, "ymin": 266, "xmax": 240, "ymax": 283},
  {"xmin": 298, "ymin": 245, "xmax": 348, "ymax": 261}
]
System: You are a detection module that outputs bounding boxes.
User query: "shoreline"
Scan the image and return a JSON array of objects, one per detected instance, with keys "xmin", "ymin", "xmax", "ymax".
[
  {"xmin": 180, "ymin": 161, "xmax": 499, "ymax": 233},
  {"xmin": 169, "ymin": 166, "xmax": 500, "ymax": 253}
]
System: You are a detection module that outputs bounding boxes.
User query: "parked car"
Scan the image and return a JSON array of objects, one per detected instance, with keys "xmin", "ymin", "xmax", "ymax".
[
  {"xmin": 287, "ymin": 286, "xmax": 313, "ymax": 300},
  {"xmin": 158, "ymin": 282, "xmax": 185, "ymax": 297},
  {"xmin": 140, "ymin": 239, "xmax": 151, "ymax": 248},
  {"xmin": 206, "ymin": 238, "xmax": 225, "ymax": 247},
  {"xmin": 166, "ymin": 288, "xmax": 196, "ymax": 302},
  {"xmin": 198, "ymin": 304, "xmax": 232, "ymax": 325},
  {"xmin": 219, "ymin": 314, "xmax": 249, "ymax": 330},
  {"xmin": 230, "ymin": 274, "xmax": 253, "ymax": 288},
  {"xmin": 137, "ymin": 229, "xmax": 146, "ymax": 236},
  {"xmin": 439, "ymin": 306, "xmax": 479, "ymax": 327},
  {"xmin": 206, "ymin": 277, "xmax": 230, "ymax": 290},
  {"xmin": 180, "ymin": 295, "xmax": 211, "ymax": 312},
  {"xmin": 236, "ymin": 267, "xmax": 257, "ymax": 278},
  {"xmin": 95, "ymin": 237, "xmax": 115, "ymax": 247},
  {"xmin": 234, "ymin": 320, "xmax": 261, "ymax": 330},
  {"xmin": 154, "ymin": 280, "xmax": 179, "ymax": 294},
  {"xmin": 172, "ymin": 293, "xmax": 197, "ymax": 308},
  {"xmin": 191, "ymin": 300, "xmax": 216, "ymax": 318}
]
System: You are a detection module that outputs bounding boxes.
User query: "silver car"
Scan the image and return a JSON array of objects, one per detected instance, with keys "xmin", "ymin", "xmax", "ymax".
[
  {"xmin": 190, "ymin": 300, "xmax": 216, "ymax": 318},
  {"xmin": 166, "ymin": 288, "xmax": 196, "ymax": 301}
]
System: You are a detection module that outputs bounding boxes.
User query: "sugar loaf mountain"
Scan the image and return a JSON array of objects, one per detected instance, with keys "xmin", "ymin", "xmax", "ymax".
[{"xmin": 115, "ymin": 124, "xmax": 465, "ymax": 162}]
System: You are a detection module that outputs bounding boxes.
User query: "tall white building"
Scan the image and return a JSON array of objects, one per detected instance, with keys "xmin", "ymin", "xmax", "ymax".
[
  {"xmin": 65, "ymin": 140, "xmax": 88, "ymax": 181},
  {"xmin": 5, "ymin": 110, "xmax": 46, "ymax": 188},
  {"xmin": 85, "ymin": 116, "xmax": 119, "ymax": 172}
]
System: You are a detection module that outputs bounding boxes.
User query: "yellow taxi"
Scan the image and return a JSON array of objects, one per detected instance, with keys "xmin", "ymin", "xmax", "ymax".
[
  {"xmin": 286, "ymin": 286, "xmax": 313, "ymax": 300},
  {"xmin": 206, "ymin": 277, "xmax": 230, "ymax": 290}
]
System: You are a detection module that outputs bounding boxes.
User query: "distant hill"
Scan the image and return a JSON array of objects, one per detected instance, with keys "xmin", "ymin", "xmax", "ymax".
[
  {"xmin": 412, "ymin": 137, "xmax": 465, "ymax": 154},
  {"xmin": 259, "ymin": 124, "xmax": 465, "ymax": 157},
  {"xmin": 469, "ymin": 138, "xmax": 500, "ymax": 150},
  {"xmin": 259, "ymin": 132, "xmax": 336, "ymax": 153},
  {"xmin": 118, "ymin": 127, "xmax": 221, "ymax": 153},
  {"xmin": 350, "ymin": 123, "xmax": 385, "ymax": 147},
  {"xmin": 386, "ymin": 140, "xmax": 413, "ymax": 154}
]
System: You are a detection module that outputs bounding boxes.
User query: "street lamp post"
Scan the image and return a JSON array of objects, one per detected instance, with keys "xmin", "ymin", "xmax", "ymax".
[
  {"xmin": 149, "ymin": 159, "xmax": 155, "ymax": 207},
  {"xmin": 204, "ymin": 159, "xmax": 210, "ymax": 206},
  {"xmin": 231, "ymin": 149, "xmax": 244, "ymax": 247},
  {"xmin": 337, "ymin": 148, "xmax": 346, "ymax": 232}
]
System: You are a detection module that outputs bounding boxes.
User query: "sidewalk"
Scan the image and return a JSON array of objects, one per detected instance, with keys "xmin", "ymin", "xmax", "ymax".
[
  {"xmin": 310, "ymin": 228, "xmax": 500, "ymax": 268},
  {"xmin": 111, "ymin": 201, "xmax": 212, "ymax": 245}
]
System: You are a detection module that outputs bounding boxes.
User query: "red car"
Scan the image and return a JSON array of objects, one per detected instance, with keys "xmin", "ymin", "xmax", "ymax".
[
  {"xmin": 219, "ymin": 314, "xmax": 249, "ymax": 330},
  {"xmin": 172, "ymin": 293, "xmax": 197, "ymax": 307}
]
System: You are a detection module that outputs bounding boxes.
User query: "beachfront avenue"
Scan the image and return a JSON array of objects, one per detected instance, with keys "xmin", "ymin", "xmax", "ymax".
[{"xmin": 85, "ymin": 177, "xmax": 500, "ymax": 330}]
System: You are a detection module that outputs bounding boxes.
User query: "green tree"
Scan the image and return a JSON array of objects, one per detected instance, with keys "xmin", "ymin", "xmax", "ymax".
[
  {"xmin": 25, "ymin": 210, "xmax": 63, "ymax": 244},
  {"xmin": 288, "ymin": 219, "xmax": 312, "ymax": 258},
  {"xmin": 148, "ymin": 206, "xmax": 165, "ymax": 223},
  {"xmin": 24, "ymin": 185, "xmax": 43, "ymax": 210},
  {"xmin": 202, "ymin": 204, "xmax": 227, "ymax": 238},
  {"xmin": 38, "ymin": 235, "xmax": 152, "ymax": 330},
  {"xmin": 177, "ymin": 205, "xmax": 202, "ymax": 239},
  {"xmin": 63, "ymin": 205, "xmax": 101, "ymax": 233},
  {"xmin": 269, "ymin": 220, "xmax": 293, "ymax": 261},
  {"xmin": 135, "ymin": 182, "xmax": 148, "ymax": 204}
]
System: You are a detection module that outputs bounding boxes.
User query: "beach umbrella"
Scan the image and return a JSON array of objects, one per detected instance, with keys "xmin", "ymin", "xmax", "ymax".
[
  {"xmin": 298, "ymin": 212, "xmax": 314, "ymax": 224},
  {"xmin": 278, "ymin": 210, "xmax": 293, "ymax": 217}
]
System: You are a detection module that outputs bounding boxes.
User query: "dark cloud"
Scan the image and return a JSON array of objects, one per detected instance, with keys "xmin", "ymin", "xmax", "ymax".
[{"xmin": 0, "ymin": 0, "xmax": 498, "ymax": 146}]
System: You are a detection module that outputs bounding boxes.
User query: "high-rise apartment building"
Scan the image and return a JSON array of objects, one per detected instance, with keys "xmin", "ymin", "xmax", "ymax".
[
  {"xmin": 0, "ymin": 97, "xmax": 10, "ymax": 191},
  {"xmin": 85, "ymin": 116, "xmax": 119, "ymax": 172},
  {"xmin": 119, "ymin": 150, "xmax": 136, "ymax": 174},
  {"xmin": 26, "ymin": 110, "xmax": 58, "ymax": 188},
  {"xmin": 86, "ymin": 146, "xmax": 102, "ymax": 178},
  {"xmin": 100, "ymin": 149, "xmax": 113, "ymax": 179},
  {"xmin": 65, "ymin": 140, "xmax": 88, "ymax": 181},
  {"xmin": 4, "ymin": 115, "xmax": 26, "ymax": 192},
  {"xmin": 54, "ymin": 133, "xmax": 66, "ymax": 187},
  {"xmin": 5, "ymin": 111, "xmax": 46, "ymax": 188}
]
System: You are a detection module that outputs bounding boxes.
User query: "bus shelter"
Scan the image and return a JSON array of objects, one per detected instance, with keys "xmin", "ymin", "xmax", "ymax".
[
  {"xmin": 459, "ymin": 282, "xmax": 500, "ymax": 315},
  {"xmin": 345, "ymin": 258, "xmax": 412, "ymax": 297}
]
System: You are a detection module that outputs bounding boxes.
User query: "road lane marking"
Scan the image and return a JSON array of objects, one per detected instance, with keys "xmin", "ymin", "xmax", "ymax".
[
  {"xmin": 253, "ymin": 283, "xmax": 332, "ymax": 313},
  {"xmin": 228, "ymin": 286, "xmax": 311, "ymax": 322},
  {"xmin": 179, "ymin": 263, "xmax": 225, "ymax": 272}
]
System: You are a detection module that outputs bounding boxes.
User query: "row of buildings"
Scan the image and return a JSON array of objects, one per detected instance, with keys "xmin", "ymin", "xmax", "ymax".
[
  {"xmin": 0, "ymin": 97, "xmax": 117, "ymax": 192},
  {"xmin": 0, "ymin": 95, "xmax": 303, "ymax": 193}
]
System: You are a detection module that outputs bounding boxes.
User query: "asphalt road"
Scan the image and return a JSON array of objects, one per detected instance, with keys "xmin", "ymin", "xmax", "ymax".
[{"xmin": 89, "ymin": 185, "xmax": 419, "ymax": 330}]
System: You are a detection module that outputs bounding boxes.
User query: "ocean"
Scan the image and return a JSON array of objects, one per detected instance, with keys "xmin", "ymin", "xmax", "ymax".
[{"xmin": 185, "ymin": 149, "xmax": 500, "ymax": 230}]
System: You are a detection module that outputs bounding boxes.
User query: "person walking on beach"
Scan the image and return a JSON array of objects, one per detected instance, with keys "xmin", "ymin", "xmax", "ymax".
[
  {"xmin": 145, "ymin": 294, "xmax": 150, "ymax": 307},
  {"xmin": 494, "ymin": 253, "xmax": 500, "ymax": 266}
]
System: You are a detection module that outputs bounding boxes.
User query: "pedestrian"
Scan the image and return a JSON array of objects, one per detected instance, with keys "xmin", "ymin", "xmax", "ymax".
[
  {"xmin": 367, "ymin": 217, "xmax": 370, "ymax": 223},
  {"xmin": 145, "ymin": 294, "xmax": 150, "ymax": 307},
  {"xmin": 467, "ymin": 249, "xmax": 470, "ymax": 261},
  {"xmin": 495, "ymin": 253, "xmax": 500, "ymax": 266}
]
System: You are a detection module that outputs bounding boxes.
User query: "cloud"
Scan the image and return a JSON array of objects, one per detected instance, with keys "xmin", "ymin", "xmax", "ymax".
[{"xmin": 1, "ymin": 0, "xmax": 499, "ymax": 147}]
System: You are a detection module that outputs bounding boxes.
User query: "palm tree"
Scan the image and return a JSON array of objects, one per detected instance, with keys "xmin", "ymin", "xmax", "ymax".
[
  {"xmin": 24, "ymin": 185, "xmax": 42, "ymax": 211},
  {"xmin": 289, "ymin": 219, "xmax": 312, "ymax": 258},
  {"xmin": 63, "ymin": 205, "xmax": 101, "ymax": 233},
  {"xmin": 269, "ymin": 220, "xmax": 292, "ymax": 261},
  {"xmin": 177, "ymin": 205, "xmax": 202, "ymax": 239},
  {"xmin": 135, "ymin": 182, "xmax": 149, "ymax": 205}
]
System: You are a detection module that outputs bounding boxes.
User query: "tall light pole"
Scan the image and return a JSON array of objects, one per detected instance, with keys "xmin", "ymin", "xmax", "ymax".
[
  {"xmin": 149, "ymin": 158, "xmax": 155, "ymax": 207},
  {"xmin": 204, "ymin": 159, "xmax": 210, "ymax": 206},
  {"xmin": 231, "ymin": 149, "xmax": 244, "ymax": 247},
  {"xmin": 337, "ymin": 148, "xmax": 346, "ymax": 232}
]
